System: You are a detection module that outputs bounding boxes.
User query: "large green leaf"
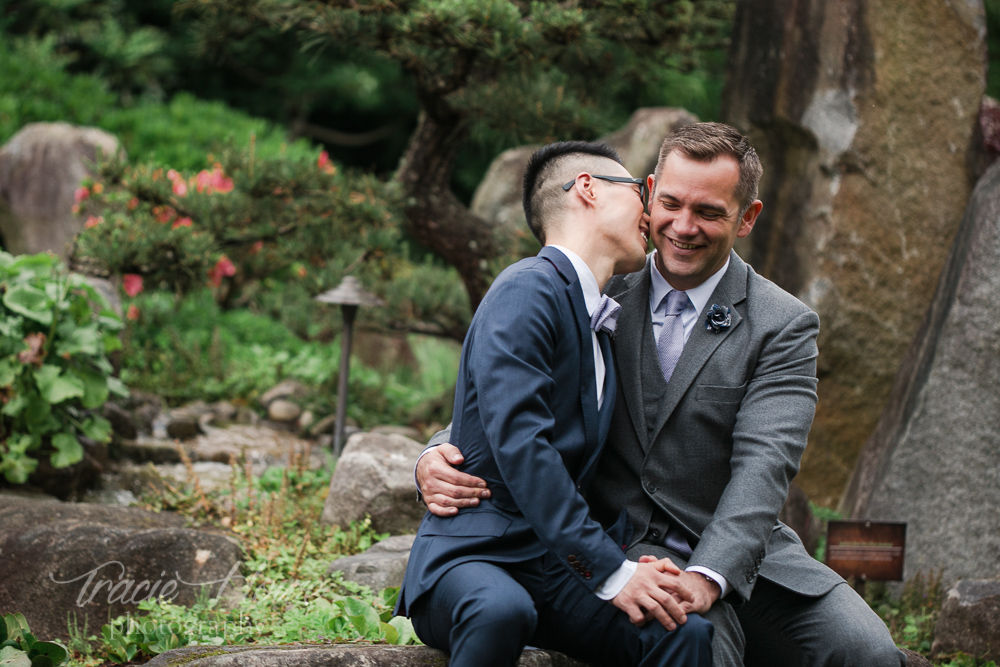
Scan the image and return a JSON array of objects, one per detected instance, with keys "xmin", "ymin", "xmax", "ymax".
[
  {"xmin": 387, "ymin": 616, "xmax": 417, "ymax": 645},
  {"xmin": 0, "ymin": 646, "xmax": 30, "ymax": 667},
  {"xmin": 338, "ymin": 597, "xmax": 381, "ymax": 639},
  {"xmin": 33, "ymin": 366, "xmax": 84, "ymax": 404},
  {"xmin": 1, "ymin": 395, "xmax": 27, "ymax": 417},
  {"xmin": 50, "ymin": 433, "xmax": 83, "ymax": 469},
  {"xmin": 107, "ymin": 376, "xmax": 128, "ymax": 398},
  {"xmin": 27, "ymin": 640, "xmax": 67, "ymax": 666},
  {"xmin": 80, "ymin": 416, "xmax": 111, "ymax": 443},
  {"xmin": 77, "ymin": 369, "xmax": 109, "ymax": 409},
  {"xmin": 0, "ymin": 450, "xmax": 36, "ymax": 484},
  {"xmin": 54, "ymin": 324, "xmax": 101, "ymax": 357},
  {"xmin": 3, "ymin": 286, "xmax": 51, "ymax": 326},
  {"xmin": 0, "ymin": 360, "xmax": 16, "ymax": 387}
]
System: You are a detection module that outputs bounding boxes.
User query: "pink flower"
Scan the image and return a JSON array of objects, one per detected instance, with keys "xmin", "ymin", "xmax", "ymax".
[
  {"xmin": 317, "ymin": 150, "xmax": 336, "ymax": 175},
  {"xmin": 126, "ymin": 304, "xmax": 140, "ymax": 321},
  {"xmin": 84, "ymin": 216, "xmax": 103, "ymax": 229},
  {"xmin": 195, "ymin": 166, "xmax": 234, "ymax": 194},
  {"xmin": 127, "ymin": 197, "xmax": 139, "ymax": 210},
  {"xmin": 249, "ymin": 240, "xmax": 264, "ymax": 255},
  {"xmin": 153, "ymin": 206, "xmax": 176, "ymax": 223},
  {"xmin": 123, "ymin": 274, "xmax": 144, "ymax": 297},
  {"xmin": 172, "ymin": 217, "xmax": 192, "ymax": 229},
  {"xmin": 172, "ymin": 180, "xmax": 188, "ymax": 197},
  {"xmin": 207, "ymin": 256, "xmax": 237, "ymax": 287},
  {"xmin": 167, "ymin": 169, "xmax": 181, "ymax": 182},
  {"xmin": 74, "ymin": 187, "xmax": 90, "ymax": 203}
]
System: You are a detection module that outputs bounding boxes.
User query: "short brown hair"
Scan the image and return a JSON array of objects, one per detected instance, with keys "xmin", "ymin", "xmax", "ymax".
[{"xmin": 654, "ymin": 122, "xmax": 763, "ymax": 216}]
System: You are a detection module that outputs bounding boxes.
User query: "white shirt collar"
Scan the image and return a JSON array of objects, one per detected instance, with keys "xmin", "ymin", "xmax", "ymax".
[
  {"xmin": 648, "ymin": 250, "xmax": 730, "ymax": 317},
  {"xmin": 548, "ymin": 245, "xmax": 601, "ymax": 317}
]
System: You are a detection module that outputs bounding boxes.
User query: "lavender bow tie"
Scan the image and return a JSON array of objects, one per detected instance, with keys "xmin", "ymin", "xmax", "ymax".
[{"xmin": 590, "ymin": 295, "xmax": 622, "ymax": 335}]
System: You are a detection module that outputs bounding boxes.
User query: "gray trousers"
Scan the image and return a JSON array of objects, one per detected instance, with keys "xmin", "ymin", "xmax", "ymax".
[{"xmin": 627, "ymin": 544, "xmax": 906, "ymax": 667}]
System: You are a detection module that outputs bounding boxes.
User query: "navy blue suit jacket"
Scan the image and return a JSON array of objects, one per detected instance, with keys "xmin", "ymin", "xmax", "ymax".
[{"xmin": 397, "ymin": 246, "xmax": 627, "ymax": 616}]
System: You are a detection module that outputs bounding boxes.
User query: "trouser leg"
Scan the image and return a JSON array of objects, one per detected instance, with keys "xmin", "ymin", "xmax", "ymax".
[
  {"xmin": 531, "ymin": 553, "xmax": 714, "ymax": 667},
  {"xmin": 738, "ymin": 580, "xmax": 906, "ymax": 667},
  {"xmin": 409, "ymin": 561, "xmax": 538, "ymax": 667},
  {"xmin": 627, "ymin": 543, "xmax": 744, "ymax": 667}
]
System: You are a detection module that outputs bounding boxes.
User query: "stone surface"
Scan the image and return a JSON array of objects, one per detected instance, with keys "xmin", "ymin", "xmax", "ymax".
[
  {"xmin": 0, "ymin": 122, "xmax": 122, "ymax": 257},
  {"xmin": 268, "ymin": 398, "xmax": 302, "ymax": 423},
  {"xmin": 166, "ymin": 402, "xmax": 211, "ymax": 440},
  {"xmin": 931, "ymin": 580, "xmax": 1000, "ymax": 661},
  {"xmin": 327, "ymin": 534, "xmax": 416, "ymax": 591},
  {"xmin": 778, "ymin": 482, "xmax": 821, "ymax": 558},
  {"xmin": 321, "ymin": 433, "xmax": 426, "ymax": 534},
  {"xmin": 901, "ymin": 648, "xmax": 932, "ymax": 667},
  {"xmin": 723, "ymin": 0, "xmax": 987, "ymax": 506},
  {"xmin": 18, "ymin": 435, "xmax": 108, "ymax": 500},
  {"xmin": 841, "ymin": 159, "xmax": 1000, "ymax": 582},
  {"xmin": 370, "ymin": 425, "xmax": 423, "ymax": 441},
  {"xmin": 259, "ymin": 380, "xmax": 309, "ymax": 408},
  {"xmin": 103, "ymin": 401, "xmax": 138, "ymax": 440},
  {"xmin": 145, "ymin": 644, "xmax": 585, "ymax": 667},
  {"xmin": 0, "ymin": 496, "xmax": 243, "ymax": 642},
  {"xmin": 469, "ymin": 108, "xmax": 697, "ymax": 238}
]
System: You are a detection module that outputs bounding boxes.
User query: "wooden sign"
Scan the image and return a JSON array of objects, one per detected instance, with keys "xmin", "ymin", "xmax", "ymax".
[{"xmin": 825, "ymin": 520, "xmax": 906, "ymax": 581}]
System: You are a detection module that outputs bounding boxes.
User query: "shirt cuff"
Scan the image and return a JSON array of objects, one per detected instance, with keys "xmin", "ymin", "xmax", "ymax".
[
  {"xmin": 413, "ymin": 445, "xmax": 440, "ymax": 500},
  {"xmin": 686, "ymin": 565, "xmax": 729, "ymax": 598},
  {"xmin": 595, "ymin": 559, "xmax": 637, "ymax": 600}
]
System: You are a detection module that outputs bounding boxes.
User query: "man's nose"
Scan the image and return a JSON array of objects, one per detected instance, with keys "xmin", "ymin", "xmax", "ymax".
[{"xmin": 671, "ymin": 209, "xmax": 699, "ymax": 235}]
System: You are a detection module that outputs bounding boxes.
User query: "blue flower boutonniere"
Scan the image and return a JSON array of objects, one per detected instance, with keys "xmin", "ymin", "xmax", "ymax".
[{"xmin": 705, "ymin": 304, "xmax": 732, "ymax": 333}]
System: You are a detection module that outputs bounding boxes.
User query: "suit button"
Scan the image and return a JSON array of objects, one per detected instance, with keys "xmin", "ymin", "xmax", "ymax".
[
  {"xmin": 645, "ymin": 482, "xmax": 657, "ymax": 493},
  {"xmin": 568, "ymin": 555, "xmax": 578, "ymax": 563},
  {"xmin": 584, "ymin": 571, "xmax": 592, "ymax": 580}
]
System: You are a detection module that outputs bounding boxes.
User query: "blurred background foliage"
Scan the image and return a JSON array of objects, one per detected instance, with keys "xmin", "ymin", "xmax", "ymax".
[{"xmin": 6, "ymin": 0, "xmax": 997, "ymax": 428}]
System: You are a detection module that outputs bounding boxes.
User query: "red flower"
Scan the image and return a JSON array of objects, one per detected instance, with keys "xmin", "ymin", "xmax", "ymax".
[
  {"xmin": 126, "ymin": 304, "xmax": 140, "ymax": 321},
  {"xmin": 207, "ymin": 256, "xmax": 237, "ymax": 287},
  {"xmin": 249, "ymin": 240, "xmax": 264, "ymax": 255},
  {"xmin": 172, "ymin": 217, "xmax": 193, "ymax": 229},
  {"xmin": 74, "ymin": 187, "xmax": 90, "ymax": 204},
  {"xmin": 153, "ymin": 206, "xmax": 176, "ymax": 223},
  {"xmin": 317, "ymin": 150, "xmax": 336, "ymax": 175},
  {"xmin": 127, "ymin": 197, "xmax": 139, "ymax": 211},
  {"xmin": 195, "ymin": 166, "xmax": 234, "ymax": 194},
  {"xmin": 84, "ymin": 216, "xmax": 103, "ymax": 229},
  {"xmin": 123, "ymin": 274, "xmax": 144, "ymax": 297}
]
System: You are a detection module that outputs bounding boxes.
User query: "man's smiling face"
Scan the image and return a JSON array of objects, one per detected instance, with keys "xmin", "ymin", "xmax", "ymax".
[{"xmin": 647, "ymin": 151, "xmax": 761, "ymax": 291}]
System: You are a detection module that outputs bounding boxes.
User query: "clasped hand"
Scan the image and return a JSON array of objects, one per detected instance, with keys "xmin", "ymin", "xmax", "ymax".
[{"xmin": 416, "ymin": 444, "xmax": 720, "ymax": 629}]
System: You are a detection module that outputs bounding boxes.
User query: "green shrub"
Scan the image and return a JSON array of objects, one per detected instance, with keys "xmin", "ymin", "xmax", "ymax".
[
  {"xmin": 0, "ymin": 252, "xmax": 125, "ymax": 484},
  {"xmin": 0, "ymin": 611, "xmax": 70, "ymax": 666}
]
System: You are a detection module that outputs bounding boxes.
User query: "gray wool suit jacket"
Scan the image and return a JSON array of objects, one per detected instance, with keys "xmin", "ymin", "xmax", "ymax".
[{"xmin": 586, "ymin": 250, "xmax": 844, "ymax": 603}]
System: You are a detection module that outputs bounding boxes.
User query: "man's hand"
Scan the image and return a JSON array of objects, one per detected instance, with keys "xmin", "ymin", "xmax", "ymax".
[
  {"xmin": 610, "ymin": 560, "xmax": 693, "ymax": 631},
  {"xmin": 640, "ymin": 556, "xmax": 721, "ymax": 615},
  {"xmin": 417, "ymin": 443, "xmax": 491, "ymax": 516}
]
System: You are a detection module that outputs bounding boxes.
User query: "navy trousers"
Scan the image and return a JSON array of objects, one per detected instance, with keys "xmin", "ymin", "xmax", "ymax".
[{"xmin": 410, "ymin": 556, "xmax": 713, "ymax": 667}]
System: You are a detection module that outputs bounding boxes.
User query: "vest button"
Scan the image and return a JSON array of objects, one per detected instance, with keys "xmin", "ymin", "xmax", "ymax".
[
  {"xmin": 646, "ymin": 482, "xmax": 657, "ymax": 494},
  {"xmin": 651, "ymin": 529, "xmax": 660, "ymax": 539}
]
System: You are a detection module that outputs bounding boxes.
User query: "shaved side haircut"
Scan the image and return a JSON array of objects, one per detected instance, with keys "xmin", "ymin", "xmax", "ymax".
[{"xmin": 522, "ymin": 141, "xmax": 624, "ymax": 245}]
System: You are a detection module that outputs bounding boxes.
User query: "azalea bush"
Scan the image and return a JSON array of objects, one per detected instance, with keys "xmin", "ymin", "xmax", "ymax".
[
  {"xmin": 72, "ymin": 144, "xmax": 471, "ymax": 338},
  {"xmin": 0, "ymin": 252, "xmax": 125, "ymax": 484}
]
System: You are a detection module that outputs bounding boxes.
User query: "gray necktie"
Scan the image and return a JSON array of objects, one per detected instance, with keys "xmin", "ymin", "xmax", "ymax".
[{"xmin": 657, "ymin": 290, "xmax": 688, "ymax": 382}]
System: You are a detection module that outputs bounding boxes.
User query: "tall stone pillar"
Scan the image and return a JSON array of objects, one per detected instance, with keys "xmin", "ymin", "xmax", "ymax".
[{"xmin": 723, "ymin": 0, "xmax": 986, "ymax": 505}]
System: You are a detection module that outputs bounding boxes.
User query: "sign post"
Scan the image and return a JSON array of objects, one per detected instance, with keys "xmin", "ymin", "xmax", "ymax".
[{"xmin": 825, "ymin": 520, "xmax": 906, "ymax": 595}]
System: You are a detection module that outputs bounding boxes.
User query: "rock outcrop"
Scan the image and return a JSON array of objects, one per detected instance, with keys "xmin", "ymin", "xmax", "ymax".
[
  {"xmin": 321, "ymin": 432, "xmax": 426, "ymax": 534},
  {"xmin": 932, "ymin": 580, "xmax": 1000, "ymax": 662},
  {"xmin": 327, "ymin": 534, "xmax": 416, "ymax": 591},
  {"xmin": 0, "ymin": 122, "xmax": 121, "ymax": 257},
  {"xmin": 0, "ymin": 497, "xmax": 243, "ymax": 641},
  {"xmin": 841, "ymin": 159, "xmax": 1000, "ymax": 582},
  {"xmin": 723, "ymin": 0, "xmax": 987, "ymax": 505}
]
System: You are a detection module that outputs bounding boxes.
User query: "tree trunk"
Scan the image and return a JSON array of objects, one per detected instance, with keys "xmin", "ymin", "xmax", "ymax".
[{"xmin": 395, "ymin": 107, "xmax": 506, "ymax": 312}]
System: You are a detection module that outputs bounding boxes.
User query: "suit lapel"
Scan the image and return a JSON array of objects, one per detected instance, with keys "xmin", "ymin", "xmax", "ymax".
[
  {"xmin": 608, "ymin": 257, "xmax": 655, "ymax": 453},
  {"xmin": 649, "ymin": 252, "xmax": 748, "ymax": 443},
  {"xmin": 538, "ymin": 246, "xmax": 600, "ymax": 461}
]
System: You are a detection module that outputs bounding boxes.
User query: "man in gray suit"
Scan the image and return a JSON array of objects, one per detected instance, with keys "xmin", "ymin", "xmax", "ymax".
[{"xmin": 418, "ymin": 122, "xmax": 904, "ymax": 666}]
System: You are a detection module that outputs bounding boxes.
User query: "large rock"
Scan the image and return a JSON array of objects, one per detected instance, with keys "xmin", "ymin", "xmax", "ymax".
[
  {"xmin": 841, "ymin": 159, "xmax": 1000, "ymax": 583},
  {"xmin": 0, "ymin": 122, "xmax": 122, "ymax": 257},
  {"xmin": 327, "ymin": 534, "xmax": 416, "ymax": 591},
  {"xmin": 470, "ymin": 108, "xmax": 697, "ymax": 237},
  {"xmin": 321, "ymin": 432, "xmax": 426, "ymax": 534},
  {"xmin": 723, "ymin": 0, "xmax": 987, "ymax": 506},
  {"xmin": 0, "ymin": 496, "xmax": 243, "ymax": 642},
  {"xmin": 145, "ymin": 644, "xmax": 586, "ymax": 666},
  {"xmin": 931, "ymin": 580, "xmax": 1000, "ymax": 661}
]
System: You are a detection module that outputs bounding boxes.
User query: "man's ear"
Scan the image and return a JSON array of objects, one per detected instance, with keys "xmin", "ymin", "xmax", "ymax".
[
  {"xmin": 570, "ymin": 173, "xmax": 597, "ymax": 208},
  {"xmin": 737, "ymin": 200, "xmax": 763, "ymax": 238},
  {"xmin": 646, "ymin": 174, "xmax": 655, "ymax": 201}
]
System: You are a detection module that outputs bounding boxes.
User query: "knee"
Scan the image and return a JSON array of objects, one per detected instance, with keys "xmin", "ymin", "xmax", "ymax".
[
  {"xmin": 825, "ymin": 628, "xmax": 903, "ymax": 667},
  {"xmin": 675, "ymin": 613, "xmax": 714, "ymax": 648},
  {"xmin": 457, "ymin": 596, "xmax": 538, "ymax": 640}
]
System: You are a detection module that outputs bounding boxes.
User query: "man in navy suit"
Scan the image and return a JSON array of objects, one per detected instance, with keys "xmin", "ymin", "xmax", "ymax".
[{"xmin": 396, "ymin": 141, "xmax": 713, "ymax": 667}]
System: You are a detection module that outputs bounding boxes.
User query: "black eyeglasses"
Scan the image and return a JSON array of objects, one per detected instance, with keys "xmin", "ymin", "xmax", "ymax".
[{"xmin": 562, "ymin": 174, "xmax": 648, "ymax": 210}]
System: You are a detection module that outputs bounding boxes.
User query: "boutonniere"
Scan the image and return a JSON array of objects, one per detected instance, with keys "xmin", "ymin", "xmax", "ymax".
[{"xmin": 705, "ymin": 304, "xmax": 732, "ymax": 333}]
